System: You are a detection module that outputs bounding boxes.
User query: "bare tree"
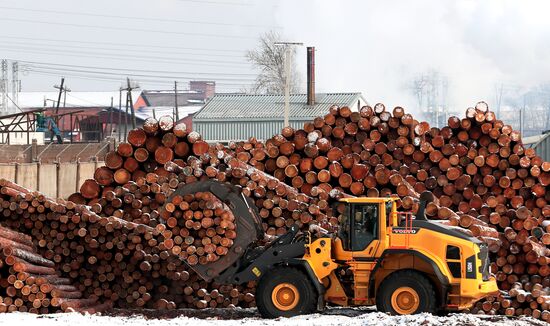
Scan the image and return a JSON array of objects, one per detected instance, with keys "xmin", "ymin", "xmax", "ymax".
[{"xmin": 246, "ymin": 31, "xmax": 302, "ymax": 95}]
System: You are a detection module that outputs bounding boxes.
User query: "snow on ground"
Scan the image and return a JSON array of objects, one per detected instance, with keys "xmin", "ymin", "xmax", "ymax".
[{"xmin": 0, "ymin": 308, "xmax": 546, "ymax": 326}]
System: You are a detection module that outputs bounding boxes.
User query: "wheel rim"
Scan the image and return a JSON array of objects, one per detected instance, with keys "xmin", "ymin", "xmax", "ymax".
[
  {"xmin": 390, "ymin": 286, "xmax": 420, "ymax": 314},
  {"xmin": 271, "ymin": 283, "xmax": 300, "ymax": 311}
]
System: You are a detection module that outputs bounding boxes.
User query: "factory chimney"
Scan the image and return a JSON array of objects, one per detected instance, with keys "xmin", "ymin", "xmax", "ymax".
[{"xmin": 307, "ymin": 47, "xmax": 315, "ymax": 106}]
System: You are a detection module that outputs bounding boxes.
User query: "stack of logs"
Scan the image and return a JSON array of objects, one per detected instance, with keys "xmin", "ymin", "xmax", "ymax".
[
  {"xmin": 0, "ymin": 224, "xmax": 108, "ymax": 313},
  {"xmin": 0, "ymin": 100, "xmax": 548, "ymax": 321},
  {"xmin": 0, "ymin": 180, "xmax": 255, "ymax": 311},
  {"xmin": 159, "ymin": 191, "xmax": 237, "ymax": 266}
]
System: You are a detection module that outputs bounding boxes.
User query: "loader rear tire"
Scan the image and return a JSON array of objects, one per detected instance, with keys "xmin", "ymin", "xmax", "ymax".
[
  {"xmin": 376, "ymin": 270, "xmax": 436, "ymax": 315},
  {"xmin": 256, "ymin": 267, "xmax": 317, "ymax": 318}
]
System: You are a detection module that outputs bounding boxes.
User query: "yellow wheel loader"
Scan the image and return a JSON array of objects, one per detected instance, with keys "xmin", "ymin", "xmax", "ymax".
[{"xmin": 169, "ymin": 180, "xmax": 499, "ymax": 318}]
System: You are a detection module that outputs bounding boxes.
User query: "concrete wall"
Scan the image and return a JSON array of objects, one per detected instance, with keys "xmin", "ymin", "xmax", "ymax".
[
  {"xmin": 38, "ymin": 164, "xmax": 57, "ymax": 198},
  {"xmin": 16, "ymin": 164, "xmax": 38, "ymax": 191},
  {"xmin": 58, "ymin": 163, "xmax": 78, "ymax": 198},
  {"xmin": 0, "ymin": 165, "xmax": 16, "ymax": 182},
  {"xmin": 0, "ymin": 161, "xmax": 103, "ymax": 199}
]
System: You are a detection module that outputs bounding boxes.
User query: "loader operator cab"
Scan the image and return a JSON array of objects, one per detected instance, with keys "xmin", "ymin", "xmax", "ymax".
[{"xmin": 338, "ymin": 203, "xmax": 379, "ymax": 251}]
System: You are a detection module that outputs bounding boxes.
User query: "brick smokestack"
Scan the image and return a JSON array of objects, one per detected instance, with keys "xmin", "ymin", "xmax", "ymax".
[{"xmin": 307, "ymin": 47, "xmax": 315, "ymax": 106}]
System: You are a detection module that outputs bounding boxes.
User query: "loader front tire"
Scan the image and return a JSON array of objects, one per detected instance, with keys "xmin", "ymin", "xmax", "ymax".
[
  {"xmin": 256, "ymin": 267, "xmax": 317, "ymax": 318},
  {"xmin": 376, "ymin": 270, "xmax": 436, "ymax": 315}
]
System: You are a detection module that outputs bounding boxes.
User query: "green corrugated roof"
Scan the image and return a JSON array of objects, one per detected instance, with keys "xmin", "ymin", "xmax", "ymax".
[{"xmin": 193, "ymin": 93, "xmax": 366, "ymax": 120}]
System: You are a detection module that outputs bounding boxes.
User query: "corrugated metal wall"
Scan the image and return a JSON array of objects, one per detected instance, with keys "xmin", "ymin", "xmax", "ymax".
[
  {"xmin": 195, "ymin": 120, "xmax": 307, "ymax": 142},
  {"xmin": 533, "ymin": 135, "xmax": 550, "ymax": 162}
]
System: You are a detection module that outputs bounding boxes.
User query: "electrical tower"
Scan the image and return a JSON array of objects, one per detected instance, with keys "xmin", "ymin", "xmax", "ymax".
[
  {"xmin": 11, "ymin": 61, "xmax": 19, "ymax": 111},
  {"xmin": 0, "ymin": 59, "xmax": 8, "ymax": 115},
  {"xmin": 411, "ymin": 70, "xmax": 449, "ymax": 128}
]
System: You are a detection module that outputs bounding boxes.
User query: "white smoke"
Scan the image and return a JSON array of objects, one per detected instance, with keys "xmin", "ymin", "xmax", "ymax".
[{"xmin": 275, "ymin": 0, "xmax": 550, "ymax": 115}]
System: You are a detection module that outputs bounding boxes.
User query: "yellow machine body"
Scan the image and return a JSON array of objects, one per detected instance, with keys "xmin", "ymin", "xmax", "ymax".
[{"xmin": 300, "ymin": 197, "xmax": 499, "ymax": 311}]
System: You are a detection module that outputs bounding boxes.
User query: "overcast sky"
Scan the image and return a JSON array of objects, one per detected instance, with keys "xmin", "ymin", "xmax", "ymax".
[{"xmin": 2, "ymin": 0, "xmax": 550, "ymax": 113}]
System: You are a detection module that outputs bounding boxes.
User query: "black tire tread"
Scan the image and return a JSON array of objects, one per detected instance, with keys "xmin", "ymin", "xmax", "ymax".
[
  {"xmin": 375, "ymin": 269, "xmax": 437, "ymax": 315},
  {"xmin": 256, "ymin": 266, "xmax": 317, "ymax": 318}
]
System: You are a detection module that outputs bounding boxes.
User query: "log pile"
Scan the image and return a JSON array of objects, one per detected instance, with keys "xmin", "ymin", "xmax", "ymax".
[
  {"xmin": 0, "ymin": 101, "xmax": 547, "ymax": 321},
  {"xmin": 0, "ymin": 224, "xmax": 108, "ymax": 313},
  {"xmin": 159, "ymin": 191, "xmax": 237, "ymax": 266},
  {"xmin": 0, "ymin": 180, "xmax": 255, "ymax": 311}
]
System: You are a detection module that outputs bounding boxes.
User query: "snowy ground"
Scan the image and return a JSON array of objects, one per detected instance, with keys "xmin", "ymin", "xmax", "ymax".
[{"xmin": 0, "ymin": 308, "xmax": 546, "ymax": 326}]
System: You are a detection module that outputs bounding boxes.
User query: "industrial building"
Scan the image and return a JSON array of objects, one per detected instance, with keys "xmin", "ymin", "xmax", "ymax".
[
  {"xmin": 193, "ymin": 92, "xmax": 367, "ymax": 142},
  {"xmin": 523, "ymin": 131, "xmax": 550, "ymax": 162},
  {"xmin": 133, "ymin": 81, "xmax": 216, "ymax": 130},
  {"xmin": 193, "ymin": 46, "xmax": 367, "ymax": 143}
]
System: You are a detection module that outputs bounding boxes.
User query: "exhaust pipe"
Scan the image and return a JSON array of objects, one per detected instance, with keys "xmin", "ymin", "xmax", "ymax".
[{"xmin": 416, "ymin": 191, "xmax": 435, "ymax": 221}]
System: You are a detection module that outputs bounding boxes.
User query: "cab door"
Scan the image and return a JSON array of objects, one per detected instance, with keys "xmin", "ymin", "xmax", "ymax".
[
  {"xmin": 347, "ymin": 203, "xmax": 382, "ymax": 304},
  {"xmin": 350, "ymin": 203, "xmax": 381, "ymax": 259},
  {"xmin": 333, "ymin": 202, "xmax": 382, "ymax": 260}
]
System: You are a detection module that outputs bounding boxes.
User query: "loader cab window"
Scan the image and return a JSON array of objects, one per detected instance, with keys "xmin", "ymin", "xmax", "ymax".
[
  {"xmin": 337, "ymin": 203, "xmax": 379, "ymax": 251},
  {"xmin": 351, "ymin": 204, "xmax": 378, "ymax": 251},
  {"xmin": 337, "ymin": 204, "xmax": 351, "ymax": 250}
]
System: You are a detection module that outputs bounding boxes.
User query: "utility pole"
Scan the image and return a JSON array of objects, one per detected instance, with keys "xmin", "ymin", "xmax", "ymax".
[
  {"xmin": 54, "ymin": 77, "xmax": 70, "ymax": 117},
  {"xmin": 495, "ymin": 83, "xmax": 504, "ymax": 118},
  {"xmin": 63, "ymin": 86, "xmax": 70, "ymax": 107},
  {"xmin": 124, "ymin": 78, "xmax": 139, "ymax": 129},
  {"xmin": 174, "ymin": 81, "xmax": 179, "ymax": 121},
  {"xmin": 124, "ymin": 94, "xmax": 129, "ymax": 140},
  {"xmin": 11, "ymin": 61, "xmax": 19, "ymax": 111},
  {"xmin": 118, "ymin": 87, "xmax": 123, "ymax": 142},
  {"xmin": 108, "ymin": 96, "xmax": 114, "ymax": 137},
  {"xmin": 1, "ymin": 59, "xmax": 8, "ymax": 115},
  {"xmin": 274, "ymin": 42, "xmax": 303, "ymax": 127},
  {"xmin": 283, "ymin": 48, "xmax": 290, "ymax": 127},
  {"xmin": 520, "ymin": 94, "xmax": 526, "ymax": 137}
]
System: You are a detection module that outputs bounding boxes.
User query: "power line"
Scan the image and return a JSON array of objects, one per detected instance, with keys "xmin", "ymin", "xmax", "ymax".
[
  {"xmin": 65, "ymin": 93, "xmax": 107, "ymax": 107},
  {"xmin": 43, "ymin": 98, "xmax": 106, "ymax": 107},
  {"xmin": 16, "ymin": 59, "xmax": 256, "ymax": 77},
  {"xmin": 29, "ymin": 69, "xmax": 163, "ymax": 86},
  {"xmin": 5, "ymin": 93, "xmax": 23, "ymax": 112},
  {"xmin": 27, "ymin": 65, "xmax": 255, "ymax": 82},
  {"xmin": 26, "ymin": 66, "xmax": 254, "ymax": 83},
  {"xmin": 28, "ymin": 69, "xmax": 249, "ymax": 87},
  {"xmin": 0, "ymin": 5, "xmax": 273, "ymax": 28},
  {"xmin": 29, "ymin": 72, "xmax": 247, "ymax": 91},
  {"xmin": 0, "ymin": 46, "xmax": 250, "ymax": 68},
  {"xmin": 0, "ymin": 35, "xmax": 246, "ymax": 53},
  {"xmin": 1, "ymin": 17, "xmax": 257, "ymax": 39},
  {"xmin": 0, "ymin": 43, "xmax": 248, "ymax": 66},
  {"xmin": 25, "ymin": 66, "xmax": 254, "ymax": 82},
  {"xmin": 0, "ymin": 39, "xmax": 246, "ymax": 59},
  {"xmin": 27, "ymin": 69, "xmax": 249, "ymax": 88}
]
